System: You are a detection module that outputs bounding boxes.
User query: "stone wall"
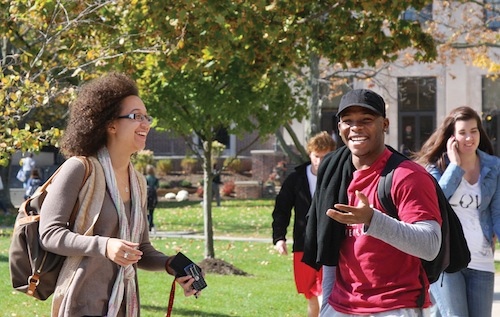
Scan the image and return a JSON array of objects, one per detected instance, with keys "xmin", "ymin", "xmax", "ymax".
[
  {"xmin": 250, "ymin": 150, "xmax": 287, "ymax": 184},
  {"xmin": 229, "ymin": 150, "xmax": 287, "ymax": 199},
  {"xmin": 234, "ymin": 181, "xmax": 262, "ymax": 199}
]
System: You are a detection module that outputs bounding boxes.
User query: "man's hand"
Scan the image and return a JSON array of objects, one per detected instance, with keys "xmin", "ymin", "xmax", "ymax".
[
  {"xmin": 327, "ymin": 190, "xmax": 374, "ymax": 226},
  {"xmin": 275, "ymin": 240, "xmax": 288, "ymax": 255}
]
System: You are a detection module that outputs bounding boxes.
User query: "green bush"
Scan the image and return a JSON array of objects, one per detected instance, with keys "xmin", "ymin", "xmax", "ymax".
[
  {"xmin": 132, "ymin": 150, "xmax": 155, "ymax": 174},
  {"xmin": 156, "ymin": 159, "xmax": 172, "ymax": 176},
  {"xmin": 159, "ymin": 180, "xmax": 171, "ymax": 189},
  {"xmin": 181, "ymin": 156, "xmax": 198, "ymax": 174},
  {"xmin": 180, "ymin": 179, "xmax": 192, "ymax": 187},
  {"xmin": 223, "ymin": 157, "xmax": 242, "ymax": 173}
]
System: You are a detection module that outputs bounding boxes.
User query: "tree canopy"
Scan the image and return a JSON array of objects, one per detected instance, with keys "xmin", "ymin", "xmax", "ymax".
[
  {"xmin": 1, "ymin": 0, "xmax": 439, "ymax": 257},
  {"xmin": 1, "ymin": 1, "xmax": 438, "ymax": 164}
]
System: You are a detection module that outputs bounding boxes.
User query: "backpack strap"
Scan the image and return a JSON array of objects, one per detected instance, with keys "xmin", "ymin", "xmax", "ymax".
[
  {"xmin": 376, "ymin": 150, "xmax": 427, "ymax": 308},
  {"xmin": 377, "ymin": 152, "xmax": 408, "ymax": 219},
  {"xmin": 68, "ymin": 156, "xmax": 92, "ymax": 227}
]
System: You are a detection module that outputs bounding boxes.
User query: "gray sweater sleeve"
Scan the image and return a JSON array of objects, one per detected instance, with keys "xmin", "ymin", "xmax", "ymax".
[
  {"xmin": 39, "ymin": 158, "xmax": 109, "ymax": 257},
  {"xmin": 365, "ymin": 209, "xmax": 441, "ymax": 261}
]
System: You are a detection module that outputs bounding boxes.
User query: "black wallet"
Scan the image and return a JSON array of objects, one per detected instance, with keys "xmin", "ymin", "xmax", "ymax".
[{"xmin": 169, "ymin": 252, "xmax": 207, "ymax": 291}]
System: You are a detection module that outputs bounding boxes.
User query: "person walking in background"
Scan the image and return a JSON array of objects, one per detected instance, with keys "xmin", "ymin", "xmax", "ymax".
[
  {"xmin": 145, "ymin": 164, "xmax": 159, "ymax": 232},
  {"xmin": 19, "ymin": 152, "xmax": 36, "ymax": 189},
  {"xmin": 38, "ymin": 72, "xmax": 198, "ymax": 317},
  {"xmin": 212, "ymin": 163, "xmax": 222, "ymax": 206},
  {"xmin": 303, "ymin": 89, "xmax": 442, "ymax": 316},
  {"xmin": 414, "ymin": 106, "xmax": 500, "ymax": 317},
  {"xmin": 272, "ymin": 131, "xmax": 336, "ymax": 317},
  {"xmin": 24, "ymin": 169, "xmax": 42, "ymax": 200}
]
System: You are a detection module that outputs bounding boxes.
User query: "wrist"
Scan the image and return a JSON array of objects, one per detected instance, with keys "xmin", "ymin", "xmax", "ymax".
[{"xmin": 165, "ymin": 256, "xmax": 175, "ymax": 276}]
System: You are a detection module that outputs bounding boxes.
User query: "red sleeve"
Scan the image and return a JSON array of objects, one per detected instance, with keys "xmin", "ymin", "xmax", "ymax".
[{"xmin": 391, "ymin": 161, "xmax": 442, "ymax": 225}]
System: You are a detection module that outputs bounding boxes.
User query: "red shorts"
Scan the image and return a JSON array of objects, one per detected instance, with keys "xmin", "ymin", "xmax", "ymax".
[{"xmin": 293, "ymin": 252, "xmax": 322, "ymax": 299}]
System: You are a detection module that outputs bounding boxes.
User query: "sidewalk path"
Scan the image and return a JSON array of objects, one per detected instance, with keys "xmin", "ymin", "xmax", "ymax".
[{"xmin": 150, "ymin": 230, "xmax": 272, "ymax": 243}]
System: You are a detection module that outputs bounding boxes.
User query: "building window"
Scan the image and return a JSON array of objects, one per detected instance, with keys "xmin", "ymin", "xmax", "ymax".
[
  {"xmin": 194, "ymin": 127, "xmax": 235, "ymax": 157},
  {"xmin": 397, "ymin": 77, "xmax": 437, "ymax": 153},
  {"xmin": 485, "ymin": 0, "xmax": 500, "ymax": 30},
  {"xmin": 401, "ymin": 4, "xmax": 432, "ymax": 23},
  {"xmin": 482, "ymin": 76, "xmax": 500, "ymax": 155},
  {"xmin": 215, "ymin": 127, "xmax": 230, "ymax": 148}
]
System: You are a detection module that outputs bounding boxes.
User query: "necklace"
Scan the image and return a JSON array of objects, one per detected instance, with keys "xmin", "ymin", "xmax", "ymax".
[{"xmin": 116, "ymin": 175, "xmax": 130, "ymax": 193}]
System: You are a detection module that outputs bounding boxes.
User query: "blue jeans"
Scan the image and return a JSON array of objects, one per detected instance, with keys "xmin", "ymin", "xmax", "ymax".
[{"xmin": 430, "ymin": 268, "xmax": 494, "ymax": 317}]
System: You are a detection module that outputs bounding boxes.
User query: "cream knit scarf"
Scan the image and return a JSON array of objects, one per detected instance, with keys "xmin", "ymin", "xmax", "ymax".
[{"xmin": 98, "ymin": 147, "xmax": 144, "ymax": 317}]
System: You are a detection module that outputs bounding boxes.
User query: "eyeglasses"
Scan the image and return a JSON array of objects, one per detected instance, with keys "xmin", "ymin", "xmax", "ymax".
[{"xmin": 117, "ymin": 113, "xmax": 153, "ymax": 124}]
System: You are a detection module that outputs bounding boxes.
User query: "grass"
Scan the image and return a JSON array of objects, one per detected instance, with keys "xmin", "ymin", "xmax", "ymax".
[
  {"xmin": 151, "ymin": 199, "xmax": 275, "ymax": 238},
  {"xmin": 1, "ymin": 197, "xmax": 499, "ymax": 316},
  {"xmin": 0, "ymin": 198, "xmax": 309, "ymax": 317}
]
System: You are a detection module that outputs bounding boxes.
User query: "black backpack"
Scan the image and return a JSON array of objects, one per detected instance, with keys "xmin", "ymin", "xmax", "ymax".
[{"xmin": 377, "ymin": 152, "xmax": 471, "ymax": 285}]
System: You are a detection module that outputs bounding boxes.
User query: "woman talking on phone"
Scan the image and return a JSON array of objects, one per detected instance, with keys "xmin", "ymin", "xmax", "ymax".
[{"xmin": 414, "ymin": 106, "xmax": 500, "ymax": 317}]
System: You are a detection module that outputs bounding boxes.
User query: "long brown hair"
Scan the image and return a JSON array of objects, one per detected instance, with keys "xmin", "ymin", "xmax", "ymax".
[{"xmin": 414, "ymin": 106, "xmax": 494, "ymax": 172}]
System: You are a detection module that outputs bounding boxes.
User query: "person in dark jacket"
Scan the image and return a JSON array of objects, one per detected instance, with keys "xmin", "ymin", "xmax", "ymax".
[
  {"xmin": 272, "ymin": 131, "xmax": 336, "ymax": 317},
  {"xmin": 145, "ymin": 164, "xmax": 159, "ymax": 232}
]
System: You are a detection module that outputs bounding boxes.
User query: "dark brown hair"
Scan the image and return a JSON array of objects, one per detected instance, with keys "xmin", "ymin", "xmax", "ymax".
[
  {"xmin": 414, "ymin": 106, "xmax": 494, "ymax": 172},
  {"xmin": 60, "ymin": 72, "xmax": 139, "ymax": 158}
]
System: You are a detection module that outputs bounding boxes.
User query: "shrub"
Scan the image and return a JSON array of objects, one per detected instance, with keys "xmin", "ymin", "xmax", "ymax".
[
  {"xmin": 221, "ymin": 181, "xmax": 235, "ymax": 196},
  {"xmin": 223, "ymin": 157, "xmax": 242, "ymax": 173},
  {"xmin": 159, "ymin": 180, "xmax": 171, "ymax": 189},
  {"xmin": 180, "ymin": 179, "xmax": 192, "ymax": 187},
  {"xmin": 181, "ymin": 157, "xmax": 198, "ymax": 174},
  {"xmin": 211, "ymin": 140, "xmax": 226, "ymax": 161},
  {"xmin": 156, "ymin": 159, "xmax": 172, "ymax": 176},
  {"xmin": 196, "ymin": 186, "xmax": 203, "ymax": 197},
  {"xmin": 132, "ymin": 150, "xmax": 155, "ymax": 174},
  {"xmin": 134, "ymin": 162, "xmax": 148, "ymax": 174}
]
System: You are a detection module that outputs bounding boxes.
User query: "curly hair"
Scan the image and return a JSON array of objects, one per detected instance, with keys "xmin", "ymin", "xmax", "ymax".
[
  {"xmin": 414, "ymin": 106, "xmax": 494, "ymax": 172},
  {"xmin": 307, "ymin": 131, "xmax": 337, "ymax": 154},
  {"xmin": 60, "ymin": 72, "xmax": 139, "ymax": 158}
]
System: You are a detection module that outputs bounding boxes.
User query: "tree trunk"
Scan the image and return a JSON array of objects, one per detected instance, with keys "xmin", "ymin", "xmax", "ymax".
[
  {"xmin": 202, "ymin": 142, "xmax": 215, "ymax": 258},
  {"xmin": 308, "ymin": 53, "xmax": 321, "ymax": 138}
]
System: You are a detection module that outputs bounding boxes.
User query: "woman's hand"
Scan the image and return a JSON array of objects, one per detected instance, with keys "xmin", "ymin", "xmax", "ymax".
[
  {"xmin": 176, "ymin": 275, "xmax": 201, "ymax": 297},
  {"xmin": 446, "ymin": 136, "xmax": 461, "ymax": 166},
  {"xmin": 105, "ymin": 238, "xmax": 142, "ymax": 266}
]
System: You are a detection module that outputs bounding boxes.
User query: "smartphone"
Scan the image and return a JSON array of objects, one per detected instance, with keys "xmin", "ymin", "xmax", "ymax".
[{"xmin": 170, "ymin": 252, "xmax": 207, "ymax": 292}]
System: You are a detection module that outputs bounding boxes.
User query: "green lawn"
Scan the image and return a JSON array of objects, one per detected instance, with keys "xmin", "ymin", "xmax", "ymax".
[
  {"xmin": 0, "ymin": 198, "xmax": 309, "ymax": 317},
  {"xmin": 1, "ymin": 198, "xmax": 499, "ymax": 317}
]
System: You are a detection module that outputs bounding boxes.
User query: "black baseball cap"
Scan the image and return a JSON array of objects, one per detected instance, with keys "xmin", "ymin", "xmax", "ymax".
[{"xmin": 336, "ymin": 89, "xmax": 386, "ymax": 118}]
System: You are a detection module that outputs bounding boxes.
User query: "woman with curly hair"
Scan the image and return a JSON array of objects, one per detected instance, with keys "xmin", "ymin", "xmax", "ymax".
[
  {"xmin": 414, "ymin": 106, "xmax": 500, "ymax": 317},
  {"xmin": 39, "ymin": 72, "xmax": 198, "ymax": 317}
]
